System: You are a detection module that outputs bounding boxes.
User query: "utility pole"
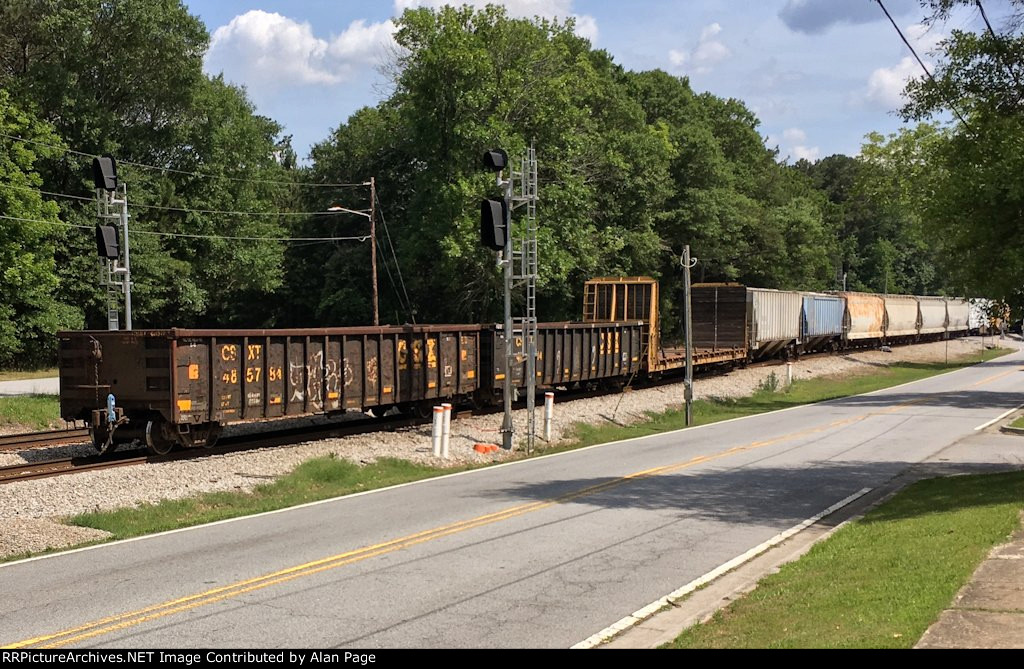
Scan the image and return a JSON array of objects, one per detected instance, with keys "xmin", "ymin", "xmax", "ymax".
[
  {"xmin": 682, "ymin": 245, "xmax": 695, "ymax": 426},
  {"xmin": 370, "ymin": 176, "xmax": 379, "ymax": 326}
]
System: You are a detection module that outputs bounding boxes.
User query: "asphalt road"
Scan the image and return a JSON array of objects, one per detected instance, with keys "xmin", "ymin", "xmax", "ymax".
[
  {"xmin": 0, "ymin": 377, "xmax": 59, "ymax": 396},
  {"xmin": 3, "ymin": 350, "xmax": 1024, "ymax": 649}
]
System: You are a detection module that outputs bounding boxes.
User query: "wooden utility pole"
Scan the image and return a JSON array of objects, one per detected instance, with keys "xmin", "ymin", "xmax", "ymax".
[
  {"xmin": 683, "ymin": 245, "xmax": 694, "ymax": 426},
  {"xmin": 370, "ymin": 177, "xmax": 379, "ymax": 326}
]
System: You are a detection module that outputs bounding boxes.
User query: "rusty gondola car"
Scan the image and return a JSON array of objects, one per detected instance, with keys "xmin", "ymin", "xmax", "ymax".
[
  {"xmin": 58, "ymin": 325, "xmax": 483, "ymax": 453},
  {"xmin": 58, "ymin": 319, "xmax": 649, "ymax": 454}
]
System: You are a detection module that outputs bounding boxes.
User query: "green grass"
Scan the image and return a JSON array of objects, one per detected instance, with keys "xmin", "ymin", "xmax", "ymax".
[
  {"xmin": 0, "ymin": 368, "xmax": 58, "ymax": 382},
  {"xmin": 1010, "ymin": 415, "xmax": 1024, "ymax": 429},
  {"xmin": 667, "ymin": 470, "xmax": 1024, "ymax": 649},
  {"xmin": 68, "ymin": 456, "xmax": 463, "ymax": 540},
  {"xmin": 568, "ymin": 348, "xmax": 1013, "ymax": 450},
  {"xmin": 0, "ymin": 395, "xmax": 60, "ymax": 430},
  {"xmin": 37, "ymin": 345, "xmax": 1011, "ymax": 560}
]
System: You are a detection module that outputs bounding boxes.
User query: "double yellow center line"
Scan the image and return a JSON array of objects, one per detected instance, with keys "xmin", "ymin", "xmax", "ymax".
[{"xmin": 0, "ymin": 396, "xmax": 950, "ymax": 648}]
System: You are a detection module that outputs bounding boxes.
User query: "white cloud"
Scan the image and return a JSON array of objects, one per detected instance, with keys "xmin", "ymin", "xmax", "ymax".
[
  {"xmin": 394, "ymin": 0, "xmax": 598, "ymax": 41},
  {"xmin": 793, "ymin": 145, "xmax": 820, "ymax": 161},
  {"xmin": 206, "ymin": 11, "xmax": 396, "ymax": 91},
  {"xmin": 783, "ymin": 127, "xmax": 807, "ymax": 144},
  {"xmin": 906, "ymin": 22, "xmax": 945, "ymax": 54},
  {"xmin": 865, "ymin": 56, "xmax": 922, "ymax": 109},
  {"xmin": 861, "ymin": 23, "xmax": 945, "ymax": 110},
  {"xmin": 668, "ymin": 22, "xmax": 732, "ymax": 75}
]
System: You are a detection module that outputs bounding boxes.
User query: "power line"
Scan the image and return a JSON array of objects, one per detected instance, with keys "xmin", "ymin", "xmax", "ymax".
[
  {"xmin": 0, "ymin": 181, "xmax": 371, "ymax": 217},
  {"xmin": 131, "ymin": 229, "xmax": 369, "ymax": 243},
  {"xmin": 0, "ymin": 213, "xmax": 91, "ymax": 229},
  {"xmin": 375, "ymin": 190, "xmax": 414, "ymax": 322},
  {"xmin": 0, "ymin": 130, "xmax": 369, "ymax": 188},
  {"xmin": 0, "ymin": 213, "xmax": 369, "ymax": 243},
  {"xmin": 975, "ymin": 0, "xmax": 1024, "ymax": 106},
  {"xmin": 875, "ymin": 0, "xmax": 973, "ymax": 128}
]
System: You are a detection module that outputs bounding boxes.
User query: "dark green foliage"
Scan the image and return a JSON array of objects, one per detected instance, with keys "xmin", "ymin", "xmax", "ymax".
[
  {"xmin": 0, "ymin": 1, "xmax": 963, "ymax": 366},
  {"xmin": 0, "ymin": 91, "xmax": 80, "ymax": 366},
  {"xmin": 292, "ymin": 6, "xmax": 844, "ymax": 333},
  {"xmin": 0, "ymin": 0, "xmax": 292, "ymax": 339}
]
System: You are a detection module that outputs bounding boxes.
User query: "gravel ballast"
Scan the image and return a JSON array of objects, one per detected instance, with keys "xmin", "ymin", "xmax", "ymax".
[{"xmin": 0, "ymin": 337, "xmax": 1011, "ymax": 559}]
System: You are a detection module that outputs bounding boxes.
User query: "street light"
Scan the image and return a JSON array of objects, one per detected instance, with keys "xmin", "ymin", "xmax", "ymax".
[{"xmin": 326, "ymin": 181, "xmax": 379, "ymax": 325}]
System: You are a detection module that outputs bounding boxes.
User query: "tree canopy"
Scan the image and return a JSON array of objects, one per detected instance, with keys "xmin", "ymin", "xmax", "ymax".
[{"xmin": 0, "ymin": 1, "xmax": 1003, "ymax": 365}]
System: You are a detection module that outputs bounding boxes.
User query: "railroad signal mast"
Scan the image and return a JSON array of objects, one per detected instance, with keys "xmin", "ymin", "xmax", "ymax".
[
  {"xmin": 92, "ymin": 156, "xmax": 133, "ymax": 331},
  {"xmin": 481, "ymin": 144, "xmax": 540, "ymax": 452}
]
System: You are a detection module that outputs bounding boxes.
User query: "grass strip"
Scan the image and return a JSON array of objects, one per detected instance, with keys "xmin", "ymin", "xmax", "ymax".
[
  {"xmin": 569, "ymin": 348, "xmax": 1012, "ymax": 449},
  {"xmin": 69, "ymin": 456, "xmax": 463, "ymax": 539},
  {"xmin": 55, "ymin": 347, "xmax": 1012, "ymax": 552},
  {"xmin": 667, "ymin": 470, "xmax": 1024, "ymax": 649},
  {"xmin": 1009, "ymin": 415, "xmax": 1024, "ymax": 429},
  {"xmin": 0, "ymin": 395, "xmax": 60, "ymax": 430},
  {"xmin": 0, "ymin": 368, "xmax": 58, "ymax": 382}
]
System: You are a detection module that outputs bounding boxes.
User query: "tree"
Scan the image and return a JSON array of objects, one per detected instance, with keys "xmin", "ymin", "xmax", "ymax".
[
  {"xmin": 0, "ymin": 1, "xmax": 292, "ymax": 329},
  {"xmin": 0, "ymin": 91, "xmax": 79, "ymax": 366},
  {"xmin": 893, "ymin": 3, "xmax": 1024, "ymax": 306}
]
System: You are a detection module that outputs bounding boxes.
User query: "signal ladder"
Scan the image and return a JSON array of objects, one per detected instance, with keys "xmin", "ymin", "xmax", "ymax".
[{"xmin": 512, "ymin": 145, "xmax": 539, "ymax": 452}]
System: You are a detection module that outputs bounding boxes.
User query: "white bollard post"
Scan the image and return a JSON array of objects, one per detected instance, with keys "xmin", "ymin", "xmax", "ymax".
[
  {"xmin": 786, "ymin": 362, "xmax": 793, "ymax": 387},
  {"xmin": 431, "ymin": 406, "xmax": 443, "ymax": 457},
  {"xmin": 544, "ymin": 392, "xmax": 554, "ymax": 441},
  {"xmin": 441, "ymin": 403, "xmax": 452, "ymax": 458}
]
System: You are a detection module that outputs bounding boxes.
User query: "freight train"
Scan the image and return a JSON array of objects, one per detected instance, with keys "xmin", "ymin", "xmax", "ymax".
[{"xmin": 57, "ymin": 277, "xmax": 992, "ymax": 454}]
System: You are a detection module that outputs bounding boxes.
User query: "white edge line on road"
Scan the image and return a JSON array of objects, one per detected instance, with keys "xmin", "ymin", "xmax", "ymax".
[
  {"xmin": 973, "ymin": 403, "xmax": 1024, "ymax": 431},
  {"xmin": 3, "ymin": 346, "xmax": 1015, "ymax": 570},
  {"xmin": 569, "ymin": 487, "xmax": 874, "ymax": 649}
]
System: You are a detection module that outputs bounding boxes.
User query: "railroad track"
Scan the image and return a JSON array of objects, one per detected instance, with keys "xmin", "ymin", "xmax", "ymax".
[
  {"xmin": 0, "ymin": 427, "xmax": 91, "ymax": 452},
  {"xmin": 0, "ymin": 369, "xmax": 731, "ymax": 485},
  {"xmin": 0, "ymin": 352, "xmax": 851, "ymax": 485},
  {"xmin": 0, "ymin": 412, "xmax": 445, "ymax": 485}
]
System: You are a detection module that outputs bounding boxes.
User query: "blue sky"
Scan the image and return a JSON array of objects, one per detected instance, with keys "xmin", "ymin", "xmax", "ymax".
[{"xmin": 185, "ymin": 0, "xmax": 990, "ymax": 163}]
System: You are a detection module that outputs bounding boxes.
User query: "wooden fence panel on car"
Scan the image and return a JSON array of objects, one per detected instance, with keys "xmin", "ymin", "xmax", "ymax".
[
  {"xmin": 571, "ymin": 330, "xmax": 582, "ymax": 381},
  {"xmin": 424, "ymin": 334, "xmax": 439, "ymax": 398},
  {"xmin": 459, "ymin": 335, "xmax": 477, "ymax": 393},
  {"xmin": 240, "ymin": 336, "xmax": 266, "ymax": 419},
  {"xmin": 362, "ymin": 336, "xmax": 379, "ymax": 408},
  {"xmin": 397, "ymin": 336, "xmax": 412, "ymax": 403},
  {"xmin": 306, "ymin": 338, "xmax": 324, "ymax": 412},
  {"xmin": 212, "ymin": 336, "xmax": 243, "ymax": 422},
  {"xmin": 287, "ymin": 339, "xmax": 305, "ymax": 415},
  {"xmin": 439, "ymin": 334, "xmax": 456, "ymax": 395},
  {"xmin": 267, "ymin": 339, "xmax": 285, "ymax": 418},
  {"xmin": 380, "ymin": 336, "xmax": 395, "ymax": 407},
  {"xmin": 326, "ymin": 337, "xmax": 342, "ymax": 412},
  {"xmin": 343, "ymin": 338, "xmax": 363, "ymax": 409},
  {"xmin": 175, "ymin": 338, "xmax": 210, "ymax": 423}
]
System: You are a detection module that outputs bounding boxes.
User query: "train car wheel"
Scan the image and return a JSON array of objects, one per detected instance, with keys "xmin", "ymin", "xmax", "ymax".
[{"xmin": 145, "ymin": 419, "xmax": 176, "ymax": 455}]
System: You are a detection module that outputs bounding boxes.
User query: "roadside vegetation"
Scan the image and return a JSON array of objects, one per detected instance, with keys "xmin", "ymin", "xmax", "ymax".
[
  {"xmin": 1009, "ymin": 415, "xmax": 1024, "ymax": 430},
  {"xmin": 0, "ymin": 395, "xmax": 60, "ymax": 431},
  {"xmin": 0, "ymin": 369, "xmax": 58, "ymax": 382},
  {"xmin": 54, "ymin": 348, "xmax": 1011, "ymax": 549},
  {"xmin": 568, "ymin": 347, "xmax": 1011, "ymax": 450},
  {"xmin": 69, "ymin": 456, "xmax": 458, "ymax": 540},
  {"xmin": 667, "ymin": 470, "xmax": 1024, "ymax": 649}
]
